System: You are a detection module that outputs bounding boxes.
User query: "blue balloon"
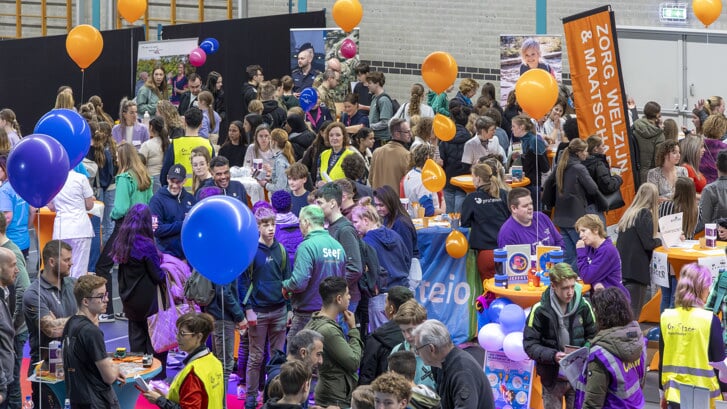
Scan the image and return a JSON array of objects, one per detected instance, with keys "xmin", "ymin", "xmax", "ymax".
[
  {"xmin": 487, "ymin": 297, "xmax": 514, "ymax": 324},
  {"xmin": 646, "ymin": 327, "xmax": 660, "ymax": 341},
  {"xmin": 7, "ymin": 134, "xmax": 70, "ymax": 208},
  {"xmin": 499, "ymin": 303, "xmax": 526, "ymax": 334},
  {"xmin": 199, "ymin": 38, "xmax": 220, "ymax": 55},
  {"xmin": 299, "ymin": 87, "xmax": 318, "ymax": 112},
  {"xmin": 182, "ymin": 196, "xmax": 258, "ymax": 284},
  {"xmin": 34, "ymin": 109, "xmax": 91, "ymax": 169}
]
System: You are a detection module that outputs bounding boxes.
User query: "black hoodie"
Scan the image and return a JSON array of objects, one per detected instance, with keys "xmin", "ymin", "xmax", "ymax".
[{"xmin": 358, "ymin": 320, "xmax": 404, "ymax": 385}]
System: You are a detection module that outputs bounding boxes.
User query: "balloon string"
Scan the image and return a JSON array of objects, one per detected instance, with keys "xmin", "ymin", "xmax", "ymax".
[
  {"xmin": 35, "ymin": 209, "xmax": 43, "ymax": 409},
  {"xmin": 80, "ymin": 70, "xmax": 85, "ymax": 106}
]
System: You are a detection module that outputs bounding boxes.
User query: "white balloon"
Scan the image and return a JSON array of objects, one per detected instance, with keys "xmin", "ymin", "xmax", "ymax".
[
  {"xmin": 478, "ymin": 323, "xmax": 505, "ymax": 351},
  {"xmin": 503, "ymin": 331, "xmax": 529, "ymax": 362}
]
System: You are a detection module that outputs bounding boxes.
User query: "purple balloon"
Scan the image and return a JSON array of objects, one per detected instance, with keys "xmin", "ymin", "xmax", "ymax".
[{"xmin": 7, "ymin": 134, "xmax": 70, "ymax": 208}]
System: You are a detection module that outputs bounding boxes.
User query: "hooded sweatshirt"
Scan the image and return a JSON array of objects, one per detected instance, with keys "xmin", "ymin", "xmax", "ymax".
[
  {"xmin": 363, "ymin": 227, "xmax": 412, "ymax": 289},
  {"xmin": 275, "ymin": 213, "xmax": 304, "ymax": 267},
  {"xmin": 358, "ymin": 320, "xmax": 404, "ymax": 385},
  {"xmin": 579, "ymin": 321, "xmax": 646, "ymax": 409},
  {"xmin": 410, "ymin": 384, "xmax": 442, "ymax": 409},
  {"xmin": 149, "ymin": 186, "xmax": 196, "ymax": 259},
  {"xmin": 287, "ymin": 114, "xmax": 316, "ymax": 161}
]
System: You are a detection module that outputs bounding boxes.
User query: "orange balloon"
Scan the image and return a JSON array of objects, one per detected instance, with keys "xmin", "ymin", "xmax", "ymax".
[
  {"xmin": 693, "ymin": 0, "xmax": 722, "ymax": 27},
  {"xmin": 433, "ymin": 114, "xmax": 456, "ymax": 142},
  {"xmin": 66, "ymin": 25, "xmax": 104, "ymax": 70},
  {"xmin": 332, "ymin": 0, "xmax": 363, "ymax": 33},
  {"xmin": 515, "ymin": 68, "xmax": 559, "ymax": 120},
  {"xmin": 118, "ymin": 0, "xmax": 147, "ymax": 23},
  {"xmin": 421, "ymin": 159, "xmax": 446, "ymax": 193},
  {"xmin": 446, "ymin": 229, "xmax": 468, "ymax": 258},
  {"xmin": 421, "ymin": 52, "xmax": 458, "ymax": 94}
]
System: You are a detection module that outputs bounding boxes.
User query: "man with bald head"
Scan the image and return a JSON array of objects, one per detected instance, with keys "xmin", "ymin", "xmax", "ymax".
[
  {"xmin": 0, "ymin": 247, "xmax": 18, "ymax": 409},
  {"xmin": 292, "ymin": 43, "xmax": 320, "ymax": 93}
]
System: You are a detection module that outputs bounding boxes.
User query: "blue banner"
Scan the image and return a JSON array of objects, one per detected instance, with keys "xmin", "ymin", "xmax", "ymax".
[{"xmin": 416, "ymin": 227, "xmax": 482, "ymax": 345}]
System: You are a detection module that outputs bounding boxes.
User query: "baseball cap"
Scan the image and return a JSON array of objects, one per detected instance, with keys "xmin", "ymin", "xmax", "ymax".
[{"xmin": 168, "ymin": 164, "xmax": 187, "ymax": 181}]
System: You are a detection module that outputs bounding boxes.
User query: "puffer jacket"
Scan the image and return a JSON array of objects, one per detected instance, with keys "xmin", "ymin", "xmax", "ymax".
[
  {"xmin": 632, "ymin": 117, "xmax": 664, "ymax": 185},
  {"xmin": 582, "ymin": 153, "xmax": 623, "ymax": 194}
]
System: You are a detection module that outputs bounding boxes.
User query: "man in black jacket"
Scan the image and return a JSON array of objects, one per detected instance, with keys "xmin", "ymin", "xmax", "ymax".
[
  {"xmin": 176, "ymin": 73, "xmax": 203, "ymax": 115},
  {"xmin": 412, "ymin": 320, "xmax": 494, "ymax": 409},
  {"xmin": 241, "ymin": 65, "xmax": 264, "ymax": 117},
  {"xmin": 523, "ymin": 262, "xmax": 597, "ymax": 409}
]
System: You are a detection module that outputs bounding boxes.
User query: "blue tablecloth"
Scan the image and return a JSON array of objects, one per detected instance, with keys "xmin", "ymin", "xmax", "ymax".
[{"xmin": 416, "ymin": 226, "xmax": 482, "ymax": 345}]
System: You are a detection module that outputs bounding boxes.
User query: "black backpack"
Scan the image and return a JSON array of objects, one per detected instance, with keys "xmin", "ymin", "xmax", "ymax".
[
  {"xmin": 358, "ymin": 239, "xmax": 389, "ymax": 297},
  {"xmin": 378, "ymin": 93, "xmax": 400, "ymax": 117}
]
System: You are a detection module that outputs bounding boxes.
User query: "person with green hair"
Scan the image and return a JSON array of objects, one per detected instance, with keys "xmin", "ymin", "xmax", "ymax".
[
  {"xmin": 523, "ymin": 263, "xmax": 597, "ymax": 409},
  {"xmin": 281, "ymin": 205, "xmax": 347, "ymax": 346}
]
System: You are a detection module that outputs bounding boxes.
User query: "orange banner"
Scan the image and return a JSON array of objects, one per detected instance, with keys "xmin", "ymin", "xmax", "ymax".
[{"xmin": 563, "ymin": 6, "xmax": 635, "ymax": 226}]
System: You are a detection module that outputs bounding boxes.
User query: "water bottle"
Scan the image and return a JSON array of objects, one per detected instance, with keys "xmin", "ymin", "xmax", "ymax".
[
  {"xmin": 23, "ymin": 395, "xmax": 33, "ymax": 409},
  {"xmin": 143, "ymin": 111, "xmax": 150, "ymax": 128},
  {"xmin": 64, "ymin": 398, "xmax": 71, "ymax": 409}
]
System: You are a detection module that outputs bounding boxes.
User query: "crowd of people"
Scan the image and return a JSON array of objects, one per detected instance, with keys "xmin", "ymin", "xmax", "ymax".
[{"xmin": 1, "ymin": 55, "xmax": 727, "ymax": 409}]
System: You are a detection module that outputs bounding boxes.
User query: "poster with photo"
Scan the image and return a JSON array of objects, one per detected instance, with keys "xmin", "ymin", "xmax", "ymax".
[
  {"xmin": 499, "ymin": 35, "xmax": 563, "ymax": 108},
  {"xmin": 290, "ymin": 28, "xmax": 360, "ymax": 92},
  {"xmin": 485, "ymin": 351, "xmax": 534, "ymax": 409},
  {"xmin": 136, "ymin": 38, "xmax": 199, "ymax": 101}
]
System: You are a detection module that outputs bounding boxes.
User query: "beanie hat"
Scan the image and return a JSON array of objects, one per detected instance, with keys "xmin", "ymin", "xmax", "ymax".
[
  {"xmin": 271, "ymin": 190, "xmax": 292, "ymax": 213},
  {"xmin": 252, "ymin": 200, "xmax": 274, "ymax": 213}
]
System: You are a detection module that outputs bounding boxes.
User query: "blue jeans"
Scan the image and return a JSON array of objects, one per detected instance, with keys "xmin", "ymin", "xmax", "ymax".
[
  {"xmin": 443, "ymin": 187, "xmax": 466, "ymax": 214},
  {"xmin": 560, "ymin": 227, "xmax": 580, "ymax": 274},
  {"xmin": 99, "ymin": 187, "xmax": 115, "ymax": 244},
  {"xmin": 660, "ymin": 275, "xmax": 678, "ymax": 313}
]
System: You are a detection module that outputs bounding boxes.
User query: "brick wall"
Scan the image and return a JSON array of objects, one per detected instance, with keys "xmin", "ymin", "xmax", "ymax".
[{"xmin": 3, "ymin": 0, "xmax": 726, "ymax": 101}]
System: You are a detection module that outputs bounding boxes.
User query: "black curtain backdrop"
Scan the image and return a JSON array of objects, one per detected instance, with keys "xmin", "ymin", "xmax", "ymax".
[
  {"xmin": 0, "ymin": 10, "xmax": 325, "ymax": 137},
  {"xmin": 162, "ymin": 11, "xmax": 326, "ymax": 130},
  {"xmin": 0, "ymin": 26, "xmax": 146, "ymax": 136}
]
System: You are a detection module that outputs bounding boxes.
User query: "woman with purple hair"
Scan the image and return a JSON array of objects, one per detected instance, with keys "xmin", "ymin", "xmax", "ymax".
[{"xmin": 110, "ymin": 203, "xmax": 167, "ymax": 378}]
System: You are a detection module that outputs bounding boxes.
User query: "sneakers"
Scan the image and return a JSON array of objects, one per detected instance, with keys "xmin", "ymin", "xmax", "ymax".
[
  {"xmin": 98, "ymin": 314, "xmax": 115, "ymax": 323},
  {"xmin": 115, "ymin": 312, "xmax": 128, "ymax": 320},
  {"xmin": 236, "ymin": 384, "xmax": 246, "ymax": 400}
]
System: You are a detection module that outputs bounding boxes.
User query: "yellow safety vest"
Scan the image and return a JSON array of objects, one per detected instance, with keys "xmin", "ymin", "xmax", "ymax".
[
  {"xmin": 319, "ymin": 148, "xmax": 354, "ymax": 181},
  {"xmin": 172, "ymin": 136, "xmax": 213, "ymax": 188},
  {"xmin": 660, "ymin": 307, "xmax": 721, "ymax": 407},
  {"xmin": 167, "ymin": 350, "xmax": 224, "ymax": 409}
]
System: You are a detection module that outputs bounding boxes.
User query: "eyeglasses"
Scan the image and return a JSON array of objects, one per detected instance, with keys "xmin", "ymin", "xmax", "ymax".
[
  {"xmin": 414, "ymin": 343, "xmax": 432, "ymax": 355},
  {"xmin": 86, "ymin": 292, "xmax": 108, "ymax": 300},
  {"xmin": 177, "ymin": 329, "xmax": 196, "ymax": 337}
]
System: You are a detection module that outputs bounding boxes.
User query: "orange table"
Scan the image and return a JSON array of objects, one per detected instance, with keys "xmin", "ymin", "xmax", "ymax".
[
  {"xmin": 639, "ymin": 241, "xmax": 727, "ymax": 323},
  {"xmin": 450, "ymin": 175, "xmax": 531, "ymax": 194},
  {"xmin": 483, "ymin": 278, "xmax": 591, "ymax": 308}
]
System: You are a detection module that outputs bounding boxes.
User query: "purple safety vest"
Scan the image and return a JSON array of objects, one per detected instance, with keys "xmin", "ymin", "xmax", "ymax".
[{"xmin": 574, "ymin": 342, "xmax": 646, "ymax": 409}]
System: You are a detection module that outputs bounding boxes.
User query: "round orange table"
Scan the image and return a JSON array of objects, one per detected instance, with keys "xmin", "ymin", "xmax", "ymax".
[
  {"xmin": 450, "ymin": 175, "xmax": 531, "ymax": 194},
  {"xmin": 483, "ymin": 278, "xmax": 591, "ymax": 308},
  {"xmin": 638, "ymin": 241, "xmax": 727, "ymax": 323}
]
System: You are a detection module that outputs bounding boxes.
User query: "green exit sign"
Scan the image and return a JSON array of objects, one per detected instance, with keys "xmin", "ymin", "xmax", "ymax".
[{"xmin": 660, "ymin": 3, "xmax": 688, "ymax": 22}]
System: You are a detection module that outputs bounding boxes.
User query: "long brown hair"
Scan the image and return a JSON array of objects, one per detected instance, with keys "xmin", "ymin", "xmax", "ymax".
[
  {"xmin": 271, "ymin": 129, "xmax": 295, "ymax": 165},
  {"xmin": 671, "ymin": 176, "xmax": 698, "ymax": 237},
  {"xmin": 471, "ymin": 163, "xmax": 499, "ymax": 197},
  {"xmin": 117, "ymin": 143, "xmax": 151, "ymax": 191},
  {"xmin": 556, "ymin": 138, "xmax": 587, "ymax": 194}
]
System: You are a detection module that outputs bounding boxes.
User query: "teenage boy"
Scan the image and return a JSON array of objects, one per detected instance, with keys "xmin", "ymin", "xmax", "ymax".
[
  {"xmin": 239, "ymin": 206, "xmax": 291, "ymax": 409},
  {"xmin": 286, "ymin": 163, "xmax": 311, "ymax": 218},
  {"xmin": 262, "ymin": 360, "xmax": 311, "ymax": 409},
  {"xmin": 304, "ymin": 276, "xmax": 363, "ymax": 408},
  {"xmin": 523, "ymin": 263, "xmax": 596, "ymax": 409},
  {"xmin": 370, "ymin": 372, "xmax": 413, "ymax": 409}
]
